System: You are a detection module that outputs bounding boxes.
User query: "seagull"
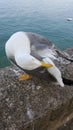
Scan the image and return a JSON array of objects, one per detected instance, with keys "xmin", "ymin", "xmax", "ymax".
[{"xmin": 5, "ymin": 31, "xmax": 72, "ymax": 87}]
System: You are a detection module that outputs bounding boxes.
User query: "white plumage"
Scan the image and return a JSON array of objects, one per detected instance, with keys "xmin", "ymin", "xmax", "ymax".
[{"xmin": 5, "ymin": 31, "xmax": 64, "ymax": 87}]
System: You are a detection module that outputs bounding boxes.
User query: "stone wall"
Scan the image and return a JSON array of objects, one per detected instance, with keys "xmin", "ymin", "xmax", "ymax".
[{"xmin": 0, "ymin": 49, "xmax": 73, "ymax": 130}]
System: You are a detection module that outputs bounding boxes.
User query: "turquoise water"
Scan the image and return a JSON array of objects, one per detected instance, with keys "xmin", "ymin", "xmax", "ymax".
[{"xmin": 0, "ymin": 0, "xmax": 73, "ymax": 68}]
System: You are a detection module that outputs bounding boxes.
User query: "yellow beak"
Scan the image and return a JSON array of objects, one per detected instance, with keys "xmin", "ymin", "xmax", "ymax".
[{"xmin": 41, "ymin": 62, "xmax": 53, "ymax": 68}]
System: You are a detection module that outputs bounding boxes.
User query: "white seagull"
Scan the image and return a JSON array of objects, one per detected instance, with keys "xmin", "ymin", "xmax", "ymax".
[{"xmin": 5, "ymin": 31, "xmax": 72, "ymax": 87}]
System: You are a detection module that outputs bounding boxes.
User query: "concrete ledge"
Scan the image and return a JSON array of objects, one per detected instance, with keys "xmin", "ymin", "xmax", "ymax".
[{"xmin": 0, "ymin": 49, "xmax": 73, "ymax": 130}]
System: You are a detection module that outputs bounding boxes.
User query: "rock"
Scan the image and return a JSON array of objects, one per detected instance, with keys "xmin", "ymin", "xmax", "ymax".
[
  {"xmin": 0, "ymin": 49, "xmax": 73, "ymax": 130},
  {"xmin": 58, "ymin": 118, "xmax": 73, "ymax": 130},
  {"xmin": 54, "ymin": 48, "xmax": 73, "ymax": 84}
]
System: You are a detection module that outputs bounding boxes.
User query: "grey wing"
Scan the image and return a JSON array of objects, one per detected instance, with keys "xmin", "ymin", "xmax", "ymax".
[
  {"xmin": 26, "ymin": 32, "xmax": 58, "ymax": 61},
  {"xmin": 26, "ymin": 32, "xmax": 73, "ymax": 63}
]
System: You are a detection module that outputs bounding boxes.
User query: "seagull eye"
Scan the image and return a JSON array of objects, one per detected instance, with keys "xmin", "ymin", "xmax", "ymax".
[{"xmin": 31, "ymin": 58, "xmax": 35, "ymax": 62}]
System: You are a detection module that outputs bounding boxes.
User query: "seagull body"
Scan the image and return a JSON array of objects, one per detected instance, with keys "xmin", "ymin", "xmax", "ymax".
[{"xmin": 5, "ymin": 31, "xmax": 64, "ymax": 87}]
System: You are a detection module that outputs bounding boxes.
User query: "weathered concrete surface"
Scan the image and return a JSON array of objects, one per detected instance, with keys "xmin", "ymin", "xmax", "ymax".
[{"xmin": 0, "ymin": 49, "xmax": 73, "ymax": 130}]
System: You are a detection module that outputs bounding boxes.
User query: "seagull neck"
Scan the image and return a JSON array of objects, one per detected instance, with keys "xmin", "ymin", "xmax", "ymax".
[
  {"xmin": 15, "ymin": 50, "xmax": 28, "ymax": 55},
  {"xmin": 15, "ymin": 51, "xmax": 29, "ymax": 59}
]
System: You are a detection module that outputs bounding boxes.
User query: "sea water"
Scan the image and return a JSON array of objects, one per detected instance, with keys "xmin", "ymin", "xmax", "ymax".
[{"xmin": 0, "ymin": 0, "xmax": 73, "ymax": 68}]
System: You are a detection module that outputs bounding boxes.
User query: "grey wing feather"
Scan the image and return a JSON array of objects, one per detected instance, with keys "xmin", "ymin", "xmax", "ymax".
[
  {"xmin": 26, "ymin": 32, "xmax": 73, "ymax": 63},
  {"xmin": 26, "ymin": 32, "xmax": 57, "ymax": 60}
]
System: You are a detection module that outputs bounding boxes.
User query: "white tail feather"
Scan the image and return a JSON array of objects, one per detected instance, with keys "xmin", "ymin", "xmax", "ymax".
[{"xmin": 43, "ymin": 57, "xmax": 64, "ymax": 87}]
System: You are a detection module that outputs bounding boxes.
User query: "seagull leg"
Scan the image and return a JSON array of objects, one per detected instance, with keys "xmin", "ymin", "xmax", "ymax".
[
  {"xmin": 19, "ymin": 74, "xmax": 31, "ymax": 81},
  {"xmin": 41, "ymin": 62, "xmax": 53, "ymax": 68}
]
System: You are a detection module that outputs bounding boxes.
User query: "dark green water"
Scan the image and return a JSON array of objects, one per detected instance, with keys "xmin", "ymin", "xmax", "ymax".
[{"xmin": 0, "ymin": 0, "xmax": 73, "ymax": 68}]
